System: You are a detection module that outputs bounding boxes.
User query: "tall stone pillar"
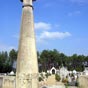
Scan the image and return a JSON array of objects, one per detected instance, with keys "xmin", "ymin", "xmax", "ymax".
[{"xmin": 16, "ymin": 0, "xmax": 38, "ymax": 88}]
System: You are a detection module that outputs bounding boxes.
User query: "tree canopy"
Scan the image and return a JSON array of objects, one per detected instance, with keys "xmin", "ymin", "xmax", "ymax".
[
  {"xmin": 0, "ymin": 49, "xmax": 17, "ymax": 73},
  {"xmin": 0, "ymin": 49, "xmax": 88, "ymax": 73}
]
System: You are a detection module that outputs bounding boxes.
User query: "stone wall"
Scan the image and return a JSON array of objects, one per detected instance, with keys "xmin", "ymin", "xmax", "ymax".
[
  {"xmin": 0, "ymin": 76, "xmax": 15, "ymax": 88},
  {"xmin": 79, "ymin": 76, "xmax": 88, "ymax": 88},
  {"xmin": 0, "ymin": 77, "xmax": 3, "ymax": 88}
]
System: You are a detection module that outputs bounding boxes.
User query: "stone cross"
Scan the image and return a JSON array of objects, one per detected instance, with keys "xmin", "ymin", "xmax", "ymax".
[{"xmin": 16, "ymin": 0, "xmax": 38, "ymax": 88}]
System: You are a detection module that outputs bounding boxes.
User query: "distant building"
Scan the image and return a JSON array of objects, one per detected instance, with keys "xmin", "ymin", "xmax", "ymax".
[
  {"xmin": 84, "ymin": 66, "xmax": 88, "ymax": 75},
  {"xmin": 47, "ymin": 67, "xmax": 57, "ymax": 74},
  {"xmin": 47, "ymin": 66, "xmax": 69, "ymax": 78},
  {"xmin": 83, "ymin": 61, "xmax": 88, "ymax": 75}
]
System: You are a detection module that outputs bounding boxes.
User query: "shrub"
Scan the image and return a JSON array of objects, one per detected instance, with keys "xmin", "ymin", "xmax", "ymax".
[
  {"xmin": 45, "ymin": 73, "xmax": 51, "ymax": 78},
  {"xmin": 39, "ymin": 77, "xmax": 43, "ymax": 82},
  {"xmin": 55, "ymin": 74, "xmax": 61, "ymax": 81},
  {"xmin": 62, "ymin": 78, "xmax": 68, "ymax": 83},
  {"xmin": 65, "ymin": 83, "xmax": 69, "ymax": 88},
  {"xmin": 75, "ymin": 81, "xmax": 79, "ymax": 87}
]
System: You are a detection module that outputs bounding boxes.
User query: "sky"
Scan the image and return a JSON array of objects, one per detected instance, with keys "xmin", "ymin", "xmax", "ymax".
[{"xmin": 0, "ymin": 0, "xmax": 88, "ymax": 56}]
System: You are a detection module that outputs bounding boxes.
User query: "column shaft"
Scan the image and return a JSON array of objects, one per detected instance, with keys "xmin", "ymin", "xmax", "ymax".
[{"xmin": 16, "ymin": 3, "xmax": 38, "ymax": 88}]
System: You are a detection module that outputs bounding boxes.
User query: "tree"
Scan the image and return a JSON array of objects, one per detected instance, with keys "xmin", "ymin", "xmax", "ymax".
[
  {"xmin": 0, "ymin": 51, "xmax": 12, "ymax": 73},
  {"xmin": 9, "ymin": 49, "xmax": 17, "ymax": 67},
  {"xmin": 59, "ymin": 53, "xmax": 67, "ymax": 66},
  {"xmin": 67, "ymin": 54, "xmax": 85, "ymax": 71},
  {"xmin": 0, "ymin": 49, "xmax": 87, "ymax": 73},
  {"xmin": 40, "ymin": 50, "xmax": 49, "ymax": 71}
]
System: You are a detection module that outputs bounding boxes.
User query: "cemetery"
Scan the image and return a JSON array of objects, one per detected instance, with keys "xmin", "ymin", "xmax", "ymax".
[{"xmin": 0, "ymin": 0, "xmax": 88, "ymax": 88}]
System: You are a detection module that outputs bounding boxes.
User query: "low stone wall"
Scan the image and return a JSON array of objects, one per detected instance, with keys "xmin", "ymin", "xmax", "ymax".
[
  {"xmin": 0, "ymin": 77, "xmax": 3, "ymax": 88},
  {"xmin": 0, "ymin": 76, "xmax": 15, "ymax": 88},
  {"xmin": 79, "ymin": 76, "xmax": 88, "ymax": 88}
]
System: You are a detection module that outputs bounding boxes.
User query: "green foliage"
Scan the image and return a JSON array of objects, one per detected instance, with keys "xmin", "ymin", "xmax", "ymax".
[
  {"xmin": 39, "ymin": 77, "xmax": 43, "ymax": 82},
  {"xmin": 75, "ymin": 81, "xmax": 79, "ymax": 87},
  {"xmin": 55, "ymin": 74, "xmax": 61, "ymax": 81},
  {"xmin": 39, "ymin": 49, "xmax": 87, "ymax": 72},
  {"xmin": 0, "ymin": 51, "xmax": 12, "ymax": 73},
  {"xmin": 62, "ymin": 78, "xmax": 68, "ymax": 83},
  {"xmin": 0, "ymin": 49, "xmax": 87, "ymax": 73},
  {"xmin": 65, "ymin": 83, "xmax": 69, "ymax": 88},
  {"xmin": 45, "ymin": 73, "xmax": 51, "ymax": 78},
  {"xmin": 39, "ymin": 73, "xmax": 45, "ymax": 82},
  {"xmin": 9, "ymin": 49, "xmax": 17, "ymax": 63},
  {"xmin": 0, "ymin": 49, "xmax": 17, "ymax": 73}
]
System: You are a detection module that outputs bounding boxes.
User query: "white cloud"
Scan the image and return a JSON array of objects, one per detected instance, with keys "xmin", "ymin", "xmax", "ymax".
[
  {"xmin": 69, "ymin": 0, "xmax": 88, "ymax": 4},
  {"xmin": 12, "ymin": 22, "xmax": 71, "ymax": 44},
  {"xmin": 44, "ymin": 3, "xmax": 53, "ymax": 8},
  {"xmin": 37, "ymin": 31, "xmax": 71, "ymax": 42},
  {"xmin": 68, "ymin": 11, "xmax": 81, "ymax": 16},
  {"xmin": 44, "ymin": 3, "xmax": 52, "ymax": 7},
  {"xmin": 13, "ymin": 34, "xmax": 19, "ymax": 39},
  {"xmin": 8, "ymin": 46, "xmax": 17, "ymax": 51},
  {"xmin": 0, "ymin": 44, "xmax": 7, "ymax": 51},
  {"xmin": 35, "ymin": 22, "xmax": 52, "ymax": 30},
  {"xmin": 0, "ymin": 43, "xmax": 17, "ymax": 51}
]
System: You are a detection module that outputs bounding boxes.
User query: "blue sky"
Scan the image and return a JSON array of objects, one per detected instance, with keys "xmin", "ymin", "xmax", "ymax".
[{"xmin": 0, "ymin": 0, "xmax": 88, "ymax": 56}]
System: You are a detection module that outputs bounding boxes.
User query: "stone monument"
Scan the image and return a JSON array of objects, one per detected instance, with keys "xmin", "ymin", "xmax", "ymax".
[{"xmin": 16, "ymin": 0, "xmax": 38, "ymax": 88}]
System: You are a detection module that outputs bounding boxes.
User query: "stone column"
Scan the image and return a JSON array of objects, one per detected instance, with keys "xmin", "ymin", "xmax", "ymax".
[{"xmin": 16, "ymin": 0, "xmax": 38, "ymax": 88}]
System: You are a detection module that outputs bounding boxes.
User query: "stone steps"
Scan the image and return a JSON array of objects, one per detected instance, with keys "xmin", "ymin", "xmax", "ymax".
[{"xmin": 46, "ymin": 75, "xmax": 56, "ymax": 85}]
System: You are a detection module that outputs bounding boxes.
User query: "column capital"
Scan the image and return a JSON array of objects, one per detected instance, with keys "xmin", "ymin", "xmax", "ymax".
[{"xmin": 20, "ymin": 0, "xmax": 36, "ymax": 2}]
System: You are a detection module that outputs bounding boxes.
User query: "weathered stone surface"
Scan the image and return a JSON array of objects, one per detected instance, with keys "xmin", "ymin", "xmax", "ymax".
[
  {"xmin": 0, "ymin": 76, "xmax": 15, "ymax": 88},
  {"xmin": 40, "ymin": 85, "xmax": 65, "ymax": 88},
  {"xmin": 16, "ymin": 0, "xmax": 38, "ymax": 88},
  {"xmin": 79, "ymin": 76, "xmax": 88, "ymax": 88},
  {"xmin": 0, "ymin": 77, "xmax": 3, "ymax": 88}
]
